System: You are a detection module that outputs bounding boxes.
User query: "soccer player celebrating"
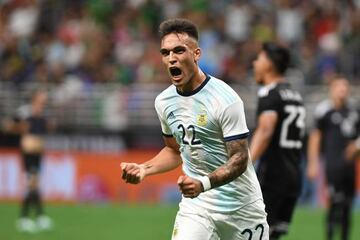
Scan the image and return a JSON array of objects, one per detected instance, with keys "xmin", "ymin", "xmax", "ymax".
[
  {"xmin": 250, "ymin": 42, "xmax": 305, "ymax": 239},
  {"xmin": 307, "ymin": 77, "xmax": 360, "ymax": 240},
  {"xmin": 121, "ymin": 18, "xmax": 268, "ymax": 240}
]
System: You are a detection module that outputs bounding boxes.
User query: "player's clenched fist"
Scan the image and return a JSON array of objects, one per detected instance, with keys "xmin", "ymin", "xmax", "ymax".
[
  {"xmin": 121, "ymin": 162, "xmax": 146, "ymax": 184},
  {"xmin": 177, "ymin": 175, "xmax": 203, "ymax": 198}
]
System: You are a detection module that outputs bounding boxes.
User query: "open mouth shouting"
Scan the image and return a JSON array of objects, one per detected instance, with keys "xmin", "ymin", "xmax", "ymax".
[{"xmin": 169, "ymin": 66, "xmax": 183, "ymax": 81}]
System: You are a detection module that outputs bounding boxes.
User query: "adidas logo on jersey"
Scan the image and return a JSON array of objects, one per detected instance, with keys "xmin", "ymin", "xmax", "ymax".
[{"xmin": 167, "ymin": 111, "xmax": 175, "ymax": 119}]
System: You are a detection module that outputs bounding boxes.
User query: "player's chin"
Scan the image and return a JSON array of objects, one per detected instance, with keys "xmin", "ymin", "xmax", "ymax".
[
  {"xmin": 183, "ymin": 194, "xmax": 193, "ymax": 198},
  {"xmin": 171, "ymin": 77, "xmax": 185, "ymax": 87},
  {"xmin": 255, "ymin": 77, "xmax": 264, "ymax": 85}
]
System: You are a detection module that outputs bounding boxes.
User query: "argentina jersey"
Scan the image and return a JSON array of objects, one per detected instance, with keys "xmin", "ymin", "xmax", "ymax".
[{"xmin": 155, "ymin": 75, "xmax": 263, "ymax": 212}]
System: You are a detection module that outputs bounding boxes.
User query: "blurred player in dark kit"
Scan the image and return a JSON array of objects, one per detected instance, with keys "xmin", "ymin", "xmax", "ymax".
[
  {"xmin": 251, "ymin": 42, "xmax": 305, "ymax": 239},
  {"xmin": 6, "ymin": 89, "xmax": 54, "ymax": 233},
  {"xmin": 307, "ymin": 77, "xmax": 360, "ymax": 240}
]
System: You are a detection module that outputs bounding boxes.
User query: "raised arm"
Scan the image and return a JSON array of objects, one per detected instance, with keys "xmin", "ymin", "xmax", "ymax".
[
  {"xmin": 121, "ymin": 136, "xmax": 182, "ymax": 184},
  {"xmin": 250, "ymin": 111, "xmax": 278, "ymax": 162}
]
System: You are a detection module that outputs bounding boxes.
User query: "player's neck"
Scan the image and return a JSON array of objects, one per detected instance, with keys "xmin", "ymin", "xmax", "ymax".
[
  {"xmin": 263, "ymin": 73, "xmax": 283, "ymax": 86},
  {"xmin": 332, "ymin": 98, "xmax": 346, "ymax": 110},
  {"xmin": 177, "ymin": 69, "xmax": 206, "ymax": 93},
  {"xmin": 31, "ymin": 105, "xmax": 44, "ymax": 116}
]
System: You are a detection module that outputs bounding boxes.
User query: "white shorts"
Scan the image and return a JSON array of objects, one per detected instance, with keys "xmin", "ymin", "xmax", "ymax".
[{"xmin": 171, "ymin": 199, "xmax": 269, "ymax": 240}]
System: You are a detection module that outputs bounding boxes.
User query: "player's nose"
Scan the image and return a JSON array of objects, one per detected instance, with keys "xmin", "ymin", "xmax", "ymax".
[{"xmin": 169, "ymin": 52, "xmax": 177, "ymax": 64}]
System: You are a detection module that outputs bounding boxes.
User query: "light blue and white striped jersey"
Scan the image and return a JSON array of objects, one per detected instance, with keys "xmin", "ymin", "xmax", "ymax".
[{"xmin": 155, "ymin": 74, "xmax": 263, "ymax": 213}]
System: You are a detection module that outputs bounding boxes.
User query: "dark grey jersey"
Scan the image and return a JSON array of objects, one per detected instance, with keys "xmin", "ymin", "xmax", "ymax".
[
  {"xmin": 256, "ymin": 82, "xmax": 305, "ymax": 196},
  {"xmin": 314, "ymin": 100, "xmax": 360, "ymax": 170}
]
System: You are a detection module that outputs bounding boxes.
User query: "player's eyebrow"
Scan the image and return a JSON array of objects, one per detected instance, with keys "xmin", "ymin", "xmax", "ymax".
[{"xmin": 160, "ymin": 46, "xmax": 186, "ymax": 56}]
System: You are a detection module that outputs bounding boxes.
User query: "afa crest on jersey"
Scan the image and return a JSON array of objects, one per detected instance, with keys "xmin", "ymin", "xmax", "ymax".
[{"xmin": 197, "ymin": 113, "xmax": 207, "ymax": 126}]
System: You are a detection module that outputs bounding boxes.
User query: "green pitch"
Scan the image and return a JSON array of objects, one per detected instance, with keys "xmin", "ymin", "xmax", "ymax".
[{"xmin": 0, "ymin": 203, "xmax": 359, "ymax": 240}]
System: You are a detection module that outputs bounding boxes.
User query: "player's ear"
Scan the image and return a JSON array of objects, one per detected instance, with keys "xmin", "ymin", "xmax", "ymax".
[{"xmin": 194, "ymin": 48, "xmax": 201, "ymax": 63}]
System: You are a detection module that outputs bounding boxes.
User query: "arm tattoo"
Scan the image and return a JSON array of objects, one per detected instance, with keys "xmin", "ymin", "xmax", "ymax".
[{"xmin": 208, "ymin": 139, "xmax": 249, "ymax": 189}]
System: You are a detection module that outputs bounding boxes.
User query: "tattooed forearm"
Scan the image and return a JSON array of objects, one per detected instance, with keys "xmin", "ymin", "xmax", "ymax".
[{"xmin": 208, "ymin": 139, "xmax": 249, "ymax": 189}]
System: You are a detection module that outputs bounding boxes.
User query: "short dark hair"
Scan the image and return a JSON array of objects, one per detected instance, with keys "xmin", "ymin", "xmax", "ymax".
[
  {"xmin": 158, "ymin": 18, "xmax": 199, "ymax": 41},
  {"xmin": 263, "ymin": 42, "xmax": 290, "ymax": 75}
]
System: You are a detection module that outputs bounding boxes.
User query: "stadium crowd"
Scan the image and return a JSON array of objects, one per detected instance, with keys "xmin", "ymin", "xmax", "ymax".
[{"xmin": 0, "ymin": 0, "xmax": 360, "ymax": 93}]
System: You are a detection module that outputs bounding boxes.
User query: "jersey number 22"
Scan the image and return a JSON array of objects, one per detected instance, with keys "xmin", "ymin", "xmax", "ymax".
[{"xmin": 177, "ymin": 124, "xmax": 201, "ymax": 145}]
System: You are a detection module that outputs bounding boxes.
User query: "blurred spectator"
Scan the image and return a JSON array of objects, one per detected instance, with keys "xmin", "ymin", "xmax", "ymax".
[
  {"xmin": 162, "ymin": 0, "xmax": 183, "ymax": 19},
  {"xmin": 252, "ymin": 14, "xmax": 274, "ymax": 43},
  {"xmin": 198, "ymin": 14, "xmax": 225, "ymax": 76},
  {"xmin": 1, "ymin": 0, "xmax": 360, "ymax": 89},
  {"xmin": 7, "ymin": 0, "xmax": 39, "ymax": 39},
  {"xmin": 276, "ymin": 0, "xmax": 304, "ymax": 46},
  {"xmin": 224, "ymin": 0, "xmax": 252, "ymax": 42}
]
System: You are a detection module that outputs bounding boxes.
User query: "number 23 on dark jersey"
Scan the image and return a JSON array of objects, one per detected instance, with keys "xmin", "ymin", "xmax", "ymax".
[{"xmin": 255, "ymin": 82, "xmax": 305, "ymax": 196}]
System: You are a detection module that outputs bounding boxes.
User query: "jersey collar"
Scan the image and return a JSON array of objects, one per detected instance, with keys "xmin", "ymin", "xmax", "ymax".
[
  {"xmin": 176, "ymin": 74, "xmax": 211, "ymax": 97},
  {"xmin": 257, "ymin": 82, "xmax": 277, "ymax": 97}
]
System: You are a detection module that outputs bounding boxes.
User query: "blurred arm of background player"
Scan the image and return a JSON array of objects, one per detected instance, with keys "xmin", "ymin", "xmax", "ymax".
[
  {"xmin": 121, "ymin": 136, "xmax": 182, "ymax": 184},
  {"xmin": 345, "ymin": 136, "xmax": 360, "ymax": 161},
  {"xmin": 250, "ymin": 111, "xmax": 278, "ymax": 162},
  {"xmin": 307, "ymin": 129, "xmax": 322, "ymax": 181},
  {"xmin": 307, "ymin": 129, "xmax": 360, "ymax": 182},
  {"xmin": 2, "ymin": 117, "xmax": 28, "ymax": 135}
]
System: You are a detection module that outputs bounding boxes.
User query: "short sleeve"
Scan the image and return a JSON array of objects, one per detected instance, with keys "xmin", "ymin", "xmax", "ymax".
[
  {"xmin": 355, "ymin": 109, "xmax": 360, "ymax": 137},
  {"xmin": 314, "ymin": 113, "xmax": 326, "ymax": 132},
  {"xmin": 313, "ymin": 101, "xmax": 330, "ymax": 132},
  {"xmin": 154, "ymin": 98, "xmax": 172, "ymax": 137},
  {"xmin": 13, "ymin": 105, "xmax": 31, "ymax": 122},
  {"xmin": 219, "ymin": 100, "xmax": 249, "ymax": 141},
  {"xmin": 257, "ymin": 91, "xmax": 282, "ymax": 115}
]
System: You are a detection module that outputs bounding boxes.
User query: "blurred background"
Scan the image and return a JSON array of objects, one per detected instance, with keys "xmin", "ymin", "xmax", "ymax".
[{"xmin": 0, "ymin": 0, "xmax": 359, "ymax": 239}]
